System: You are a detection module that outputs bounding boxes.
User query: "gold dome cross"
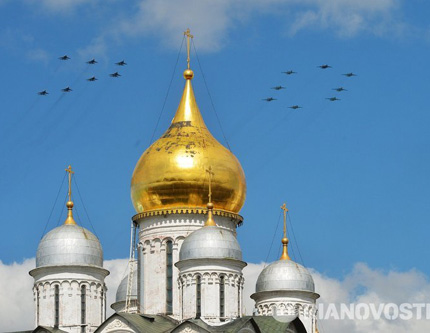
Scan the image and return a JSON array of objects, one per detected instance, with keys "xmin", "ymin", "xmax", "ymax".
[
  {"xmin": 65, "ymin": 165, "xmax": 75, "ymax": 202},
  {"xmin": 184, "ymin": 28, "xmax": 193, "ymax": 69},
  {"xmin": 64, "ymin": 165, "xmax": 77, "ymax": 225},
  {"xmin": 280, "ymin": 203, "xmax": 291, "ymax": 260}
]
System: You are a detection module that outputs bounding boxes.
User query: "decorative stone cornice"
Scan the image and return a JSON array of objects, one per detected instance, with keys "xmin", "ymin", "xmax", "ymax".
[{"xmin": 132, "ymin": 208, "xmax": 244, "ymax": 225}]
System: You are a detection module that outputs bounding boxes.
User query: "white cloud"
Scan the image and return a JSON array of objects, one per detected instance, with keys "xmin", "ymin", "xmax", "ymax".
[
  {"xmin": 244, "ymin": 262, "xmax": 430, "ymax": 332},
  {"xmin": 2, "ymin": 259, "xmax": 430, "ymax": 332},
  {"xmin": 77, "ymin": 35, "xmax": 109, "ymax": 63},
  {"xmin": 287, "ymin": 0, "xmax": 402, "ymax": 37},
  {"xmin": 0, "ymin": 28, "xmax": 34, "ymax": 51},
  {"xmin": 24, "ymin": 0, "xmax": 96, "ymax": 14},
  {"xmin": 0, "ymin": 259, "xmax": 35, "ymax": 332},
  {"xmin": 103, "ymin": 258, "xmax": 129, "ymax": 317},
  {"xmin": 29, "ymin": 0, "xmax": 402, "ymax": 53},
  {"xmin": 0, "ymin": 258, "xmax": 128, "ymax": 332},
  {"xmin": 109, "ymin": 0, "xmax": 402, "ymax": 52},
  {"xmin": 0, "ymin": 29, "xmax": 50, "ymax": 64},
  {"xmin": 26, "ymin": 48, "xmax": 50, "ymax": 64}
]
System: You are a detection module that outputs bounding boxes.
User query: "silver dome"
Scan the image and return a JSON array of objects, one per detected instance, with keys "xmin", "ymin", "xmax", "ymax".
[
  {"xmin": 36, "ymin": 224, "xmax": 103, "ymax": 267},
  {"xmin": 116, "ymin": 270, "xmax": 138, "ymax": 302},
  {"xmin": 256, "ymin": 260, "xmax": 315, "ymax": 293},
  {"xmin": 179, "ymin": 226, "xmax": 242, "ymax": 261}
]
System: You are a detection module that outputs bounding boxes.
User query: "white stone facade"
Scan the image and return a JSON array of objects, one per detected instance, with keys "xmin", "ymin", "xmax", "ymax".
[
  {"xmin": 30, "ymin": 265, "xmax": 109, "ymax": 333},
  {"xmin": 252, "ymin": 290, "xmax": 319, "ymax": 333},
  {"xmin": 135, "ymin": 212, "xmax": 240, "ymax": 319},
  {"xmin": 176, "ymin": 258, "xmax": 246, "ymax": 322}
]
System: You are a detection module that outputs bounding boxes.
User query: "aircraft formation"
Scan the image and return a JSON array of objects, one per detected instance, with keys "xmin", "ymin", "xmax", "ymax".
[
  {"xmin": 37, "ymin": 55, "xmax": 127, "ymax": 96},
  {"xmin": 262, "ymin": 63, "xmax": 357, "ymax": 109}
]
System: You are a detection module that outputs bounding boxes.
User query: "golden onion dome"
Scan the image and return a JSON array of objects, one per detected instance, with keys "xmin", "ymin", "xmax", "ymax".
[{"xmin": 131, "ymin": 68, "xmax": 246, "ymax": 214}]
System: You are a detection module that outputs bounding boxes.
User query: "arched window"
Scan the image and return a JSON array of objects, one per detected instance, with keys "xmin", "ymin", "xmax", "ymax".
[
  {"xmin": 54, "ymin": 285, "xmax": 59, "ymax": 328},
  {"xmin": 237, "ymin": 278, "xmax": 241, "ymax": 316},
  {"xmin": 101, "ymin": 288, "xmax": 104, "ymax": 321},
  {"xmin": 180, "ymin": 278, "xmax": 184, "ymax": 318},
  {"xmin": 81, "ymin": 285, "xmax": 86, "ymax": 333},
  {"xmin": 196, "ymin": 275, "xmax": 201, "ymax": 318},
  {"xmin": 36, "ymin": 287, "xmax": 40, "ymax": 325},
  {"xmin": 166, "ymin": 240, "xmax": 173, "ymax": 314},
  {"xmin": 219, "ymin": 275, "xmax": 225, "ymax": 320}
]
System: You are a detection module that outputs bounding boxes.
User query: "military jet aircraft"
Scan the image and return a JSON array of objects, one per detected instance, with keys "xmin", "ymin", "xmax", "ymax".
[
  {"xmin": 115, "ymin": 60, "xmax": 127, "ymax": 66},
  {"xmin": 87, "ymin": 76, "xmax": 98, "ymax": 81},
  {"xmin": 271, "ymin": 86, "xmax": 286, "ymax": 90},
  {"xmin": 282, "ymin": 70, "xmax": 297, "ymax": 75},
  {"xmin": 262, "ymin": 97, "xmax": 277, "ymax": 102},
  {"xmin": 318, "ymin": 64, "xmax": 332, "ymax": 69},
  {"xmin": 326, "ymin": 97, "xmax": 341, "ymax": 101},
  {"xmin": 86, "ymin": 59, "xmax": 97, "ymax": 65},
  {"xmin": 61, "ymin": 87, "xmax": 72, "ymax": 92},
  {"xmin": 38, "ymin": 90, "xmax": 49, "ymax": 95},
  {"xmin": 109, "ymin": 72, "xmax": 121, "ymax": 77},
  {"xmin": 333, "ymin": 87, "xmax": 347, "ymax": 92},
  {"xmin": 288, "ymin": 105, "xmax": 302, "ymax": 110},
  {"xmin": 343, "ymin": 72, "xmax": 357, "ymax": 77},
  {"xmin": 59, "ymin": 55, "xmax": 70, "ymax": 60}
]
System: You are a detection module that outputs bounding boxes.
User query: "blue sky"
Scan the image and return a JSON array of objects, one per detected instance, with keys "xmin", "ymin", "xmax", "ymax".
[{"xmin": 1, "ymin": 0, "xmax": 430, "ymax": 284}]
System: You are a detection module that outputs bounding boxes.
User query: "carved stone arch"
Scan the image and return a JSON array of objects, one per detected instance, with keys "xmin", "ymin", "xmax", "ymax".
[
  {"xmin": 193, "ymin": 272, "xmax": 203, "ymax": 281},
  {"xmin": 186, "ymin": 274, "xmax": 193, "ymax": 286},
  {"xmin": 91, "ymin": 283, "xmax": 99, "ymax": 296},
  {"xmin": 226, "ymin": 273, "xmax": 233, "ymax": 286},
  {"xmin": 79, "ymin": 281, "xmax": 89, "ymax": 289},
  {"xmin": 257, "ymin": 304, "xmax": 263, "ymax": 315},
  {"xmin": 177, "ymin": 276, "xmax": 183, "ymax": 289},
  {"xmin": 178, "ymin": 275, "xmax": 186, "ymax": 287},
  {"xmin": 202, "ymin": 272, "xmax": 210, "ymax": 284},
  {"xmin": 175, "ymin": 235, "xmax": 186, "ymax": 246},
  {"xmin": 51, "ymin": 281, "xmax": 61, "ymax": 291},
  {"xmin": 235, "ymin": 274, "xmax": 243, "ymax": 287},
  {"xmin": 241, "ymin": 275, "xmax": 245, "ymax": 288},
  {"xmin": 268, "ymin": 303, "xmax": 276, "ymax": 315},
  {"xmin": 152, "ymin": 237, "xmax": 162, "ymax": 246},
  {"xmin": 296, "ymin": 303, "xmax": 304, "ymax": 316},
  {"xmin": 90, "ymin": 281, "xmax": 97, "ymax": 293},
  {"xmin": 42, "ymin": 282, "xmax": 50, "ymax": 293},
  {"xmin": 285, "ymin": 302, "xmax": 295, "ymax": 315},
  {"xmin": 70, "ymin": 280, "xmax": 80, "ymax": 293},
  {"xmin": 301, "ymin": 304, "xmax": 309, "ymax": 317},
  {"xmin": 161, "ymin": 237, "xmax": 174, "ymax": 248},
  {"xmin": 152, "ymin": 238, "xmax": 162, "ymax": 252},
  {"xmin": 309, "ymin": 304, "xmax": 316, "ymax": 317},
  {"xmin": 212, "ymin": 272, "xmax": 220, "ymax": 284},
  {"xmin": 142, "ymin": 240, "xmax": 151, "ymax": 254},
  {"xmin": 60, "ymin": 280, "xmax": 70, "ymax": 288},
  {"xmin": 279, "ymin": 302, "xmax": 287, "ymax": 316}
]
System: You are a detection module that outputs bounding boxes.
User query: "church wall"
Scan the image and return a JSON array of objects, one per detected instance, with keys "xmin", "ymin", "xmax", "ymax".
[
  {"xmin": 31, "ymin": 267, "xmax": 107, "ymax": 333},
  {"xmin": 136, "ymin": 213, "xmax": 239, "ymax": 319},
  {"xmin": 177, "ymin": 259, "xmax": 246, "ymax": 323},
  {"xmin": 253, "ymin": 290, "xmax": 318, "ymax": 333}
]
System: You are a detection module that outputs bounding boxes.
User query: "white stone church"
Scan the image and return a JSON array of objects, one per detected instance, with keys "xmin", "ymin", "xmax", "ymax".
[{"xmin": 15, "ymin": 34, "xmax": 321, "ymax": 333}]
